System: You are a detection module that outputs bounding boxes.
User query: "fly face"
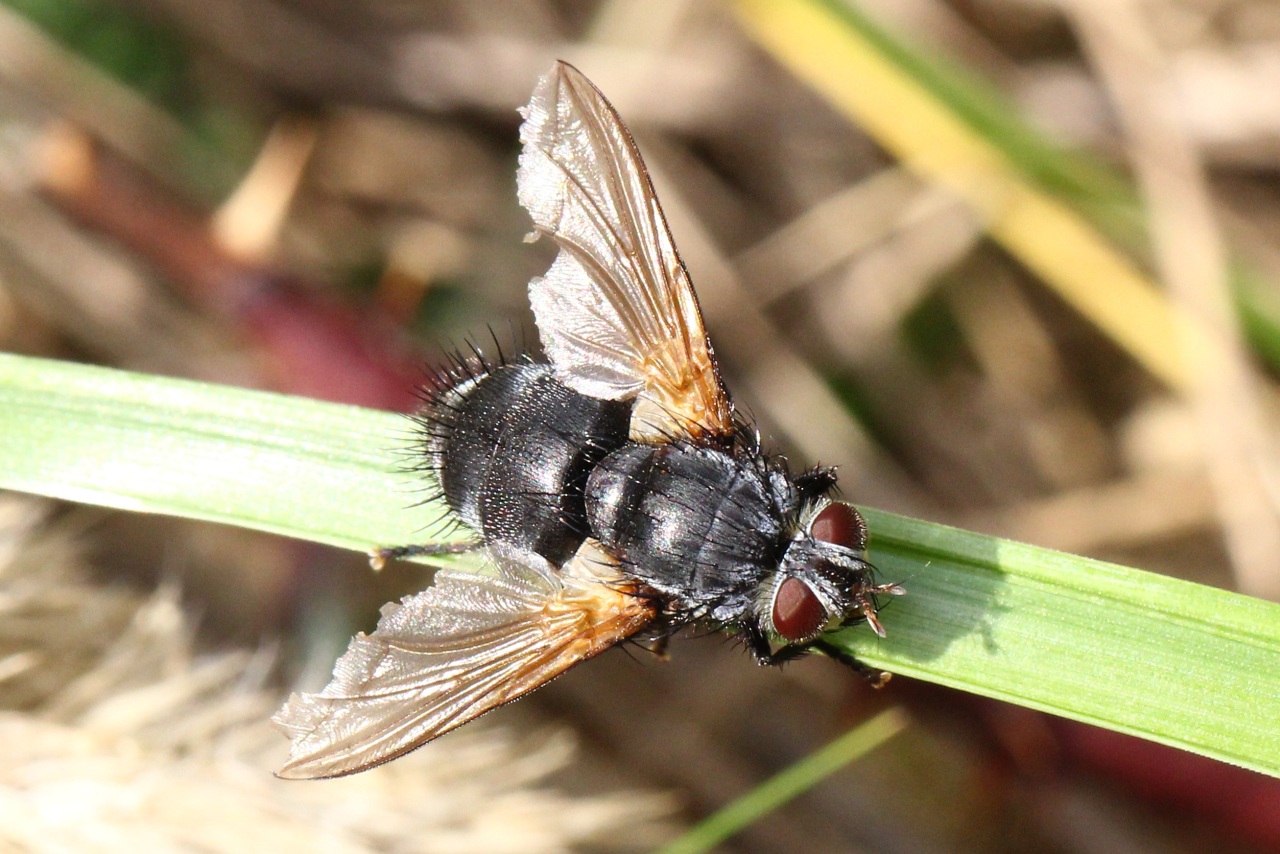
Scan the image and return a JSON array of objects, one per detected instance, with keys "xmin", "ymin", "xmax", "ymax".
[
  {"xmin": 274, "ymin": 61, "xmax": 902, "ymax": 779},
  {"xmin": 762, "ymin": 501, "xmax": 903, "ymax": 646}
]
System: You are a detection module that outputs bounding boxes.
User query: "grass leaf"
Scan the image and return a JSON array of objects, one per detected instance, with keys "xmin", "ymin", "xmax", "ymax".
[
  {"xmin": 732, "ymin": 0, "xmax": 1280, "ymax": 384},
  {"xmin": 2, "ymin": 353, "xmax": 1278, "ymax": 777},
  {"xmin": 0, "ymin": 352, "xmax": 465, "ymax": 553},
  {"xmin": 657, "ymin": 709, "xmax": 909, "ymax": 854}
]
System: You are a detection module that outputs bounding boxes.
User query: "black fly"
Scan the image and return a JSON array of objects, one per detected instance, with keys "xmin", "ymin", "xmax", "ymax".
[{"xmin": 273, "ymin": 62, "xmax": 903, "ymax": 779}]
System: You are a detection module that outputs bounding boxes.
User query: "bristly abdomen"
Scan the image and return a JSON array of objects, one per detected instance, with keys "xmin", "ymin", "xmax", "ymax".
[{"xmin": 414, "ymin": 358, "xmax": 632, "ymax": 566}]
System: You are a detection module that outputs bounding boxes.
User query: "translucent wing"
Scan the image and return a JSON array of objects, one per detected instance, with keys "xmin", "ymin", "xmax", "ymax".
[
  {"xmin": 273, "ymin": 540, "xmax": 656, "ymax": 779},
  {"xmin": 518, "ymin": 61, "xmax": 734, "ymax": 443}
]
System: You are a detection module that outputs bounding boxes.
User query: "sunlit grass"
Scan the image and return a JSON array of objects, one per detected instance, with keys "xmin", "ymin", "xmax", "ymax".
[{"xmin": 2, "ymin": 352, "xmax": 1278, "ymax": 778}]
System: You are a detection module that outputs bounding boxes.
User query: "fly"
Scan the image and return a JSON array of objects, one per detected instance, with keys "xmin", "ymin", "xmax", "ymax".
[{"xmin": 273, "ymin": 61, "xmax": 904, "ymax": 779}]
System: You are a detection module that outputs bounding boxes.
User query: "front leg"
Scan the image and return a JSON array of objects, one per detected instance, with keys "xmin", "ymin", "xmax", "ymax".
[
  {"xmin": 813, "ymin": 639, "xmax": 891, "ymax": 688},
  {"xmin": 741, "ymin": 627, "xmax": 892, "ymax": 685},
  {"xmin": 741, "ymin": 624, "xmax": 811, "ymax": 667},
  {"xmin": 794, "ymin": 466, "xmax": 839, "ymax": 503}
]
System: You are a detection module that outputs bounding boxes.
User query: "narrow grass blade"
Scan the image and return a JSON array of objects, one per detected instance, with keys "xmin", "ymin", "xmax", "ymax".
[
  {"xmin": 730, "ymin": 0, "xmax": 1228, "ymax": 391},
  {"xmin": 656, "ymin": 709, "xmax": 908, "ymax": 854}
]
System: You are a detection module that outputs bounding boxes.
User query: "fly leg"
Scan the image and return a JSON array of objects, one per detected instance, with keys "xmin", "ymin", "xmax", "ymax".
[
  {"xmin": 813, "ymin": 639, "xmax": 891, "ymax": 688},
  {"xmin": 742, "ymin": 624, "xmax": 813, "ymax": 667},
  {"xmin": 632, "ymin": 633, "xmax": 672, "ymax": 661},
  {"xmin": 368, "ymin": 541, "xmax": 479, "ymax": 570},
  {"xmin": 743, "ymin": 625, "xmax": 890, "ymax": 686},
  {"xmin": 793, "ymin": 466, "xmax": 839, "ymax": 503}
]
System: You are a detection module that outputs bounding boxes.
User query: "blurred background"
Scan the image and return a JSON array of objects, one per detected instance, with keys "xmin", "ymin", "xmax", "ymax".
[{"xmin": 1, "ymin": 0, "xmax": 1280, "ymax": 851}]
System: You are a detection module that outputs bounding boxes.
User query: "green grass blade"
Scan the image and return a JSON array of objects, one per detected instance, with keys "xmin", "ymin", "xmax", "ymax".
[
  {"xmin": 0, "ymin": 351, "xmax": 464, "ymax": 552},
  {"xmin": 835, "ymin": 509, "xmax": 1280, "ymax": 777},
  {"xmin": 2, "ymin": 353, "xmax": 1279, "ymax": 777},
  {"xmin": 655, "ymin": 709, "xmax": 908, "ymax": 854}
]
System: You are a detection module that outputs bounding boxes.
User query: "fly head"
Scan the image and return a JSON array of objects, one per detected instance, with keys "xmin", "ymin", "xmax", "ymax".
[{"xmin": 757, "ymin": 501, "xmax": 900, "ymax": 646}]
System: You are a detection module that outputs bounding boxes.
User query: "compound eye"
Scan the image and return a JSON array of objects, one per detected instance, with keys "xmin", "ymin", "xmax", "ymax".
[
  {"xmin": 809, "ymin": 503, "xmax": 867, "ymax": 551},
  {"xmin": 772, "ymin": 577, "xmax": 827, "ymax": 643}
]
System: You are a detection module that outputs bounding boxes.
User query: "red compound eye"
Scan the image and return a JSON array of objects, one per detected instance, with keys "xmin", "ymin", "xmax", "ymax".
[
  {"xmin": 772, "ymin": 577, "xmax": 827, "ymax": 642},
  {"xmin": 809, "ymin": 503, "xmax": 867, "ymax": 551}
]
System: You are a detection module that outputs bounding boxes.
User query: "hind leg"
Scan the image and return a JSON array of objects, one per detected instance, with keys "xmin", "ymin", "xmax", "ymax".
[{"xmin": 368, "ymin": 541, "xmax": 479, "ymax": 570}]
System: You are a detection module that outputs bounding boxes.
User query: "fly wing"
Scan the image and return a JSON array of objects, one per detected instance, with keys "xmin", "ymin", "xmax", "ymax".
[
  {"xmin": 273, "ymin": 541, "xmax": 656, "ymax": 779},
  {"xmin": 518, "ymin": 61, "xmax": 734, "ymax": 443}
]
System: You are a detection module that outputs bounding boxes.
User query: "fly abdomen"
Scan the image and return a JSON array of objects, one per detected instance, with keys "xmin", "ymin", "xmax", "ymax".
[
  {"xmin": 585, "ymin": 443, "xmax": 792, "ymax": 616},
  {"xmin": 422, "ymin": 361, "xmax": 630, "ymax": 565}
]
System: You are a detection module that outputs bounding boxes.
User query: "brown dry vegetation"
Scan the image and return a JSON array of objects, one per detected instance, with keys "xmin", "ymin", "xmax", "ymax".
[{"xmin": 1, "ymin": 1, "xmax": 1279, "ymax": 852}]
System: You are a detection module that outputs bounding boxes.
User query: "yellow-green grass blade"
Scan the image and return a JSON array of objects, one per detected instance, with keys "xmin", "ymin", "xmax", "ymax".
[{"xmin": 731, "ymin": 0, "xmax": 1280, "ymax": 385}]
